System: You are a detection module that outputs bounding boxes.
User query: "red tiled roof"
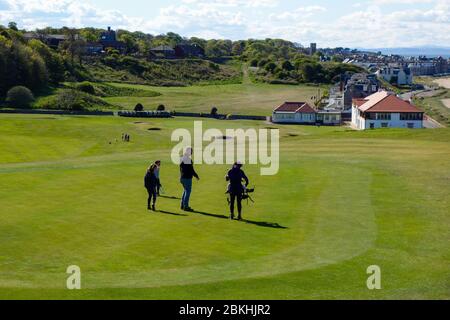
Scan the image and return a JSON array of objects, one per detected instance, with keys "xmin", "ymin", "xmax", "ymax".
[
  {"xmin": 361, "ymin": 94, "xmax": 423, "ymax": 113},
  {"xmin": 274, "ymin": 102, "xmax": 316, "ymax": 113},
  {"xmin": 353, "ymin": 98, "xmax": 367, "ymax": 107}
]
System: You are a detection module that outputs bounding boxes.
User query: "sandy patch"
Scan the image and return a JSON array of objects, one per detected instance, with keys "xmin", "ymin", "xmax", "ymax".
[
  {"xmin": 442, "ymin": 99, "xmax": 450, "ymax": 109},
  {"xmin": 434, "ymin": 77, "xmax": 450, "ymax": 89}
]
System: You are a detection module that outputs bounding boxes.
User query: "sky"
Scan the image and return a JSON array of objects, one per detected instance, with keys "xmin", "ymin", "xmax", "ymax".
[{"xmin": 0, "ymin": 0, "xmax": 449, "ymax": 48}]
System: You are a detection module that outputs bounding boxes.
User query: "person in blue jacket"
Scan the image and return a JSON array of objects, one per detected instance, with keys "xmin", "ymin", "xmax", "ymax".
[{"xmin": 179, "ymin": 147, "xmax": 200, "ymax": 211}]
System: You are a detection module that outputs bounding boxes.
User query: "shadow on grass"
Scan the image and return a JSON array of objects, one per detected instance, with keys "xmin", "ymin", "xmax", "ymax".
[
  {"xmin": 159, "ymin": 195, "xmax": 182, "ymax": 200},
  {"xmin": 193, "ymin": 210, "xmax": 287, "ymax": 229},
  {"xmin": 158, "ymin": 210, "xmax": 188, "ymax": 217}
]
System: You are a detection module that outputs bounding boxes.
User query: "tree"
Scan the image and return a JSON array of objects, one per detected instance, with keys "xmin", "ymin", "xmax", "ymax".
[
  {"xmin": 29, "ymin": 39, "xmax": 65, "ymax": 84},
  {"xmin": 157, "ymin": 104, "xmax": 165, "ymax": 111},
  {"xmin": 6, "ymin": 86, "xmax": 34, "ymax": 108},
  {"xmin": 118, "ymin": 33, "xmax": 138, "ymax": 54},
  {"xmin": 134, "ymin": 103, "xmax": 144, "ymax": 111},
  {"xmin": 60, "ymin": 28, "xmax": 86, "ymax": 65},
  {"xmin": 8, "ymin": 22, "xmax": 18, "ymax": 31},
  {"xmin": 265, "ymin": 62, "xmax": 277, "ymax": 73},
  {"xmin": 211, "ymin": 107, "xmax": 218, "ymax": 116},
  {"xmin": 282, "ymin": 60, "xmax": 294, "ymax": 71}
]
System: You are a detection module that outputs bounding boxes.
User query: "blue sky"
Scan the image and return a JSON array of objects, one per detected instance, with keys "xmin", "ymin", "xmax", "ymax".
[{"xmin": 0, "ymin": 0, "xmax": 449, "ymax": 48}]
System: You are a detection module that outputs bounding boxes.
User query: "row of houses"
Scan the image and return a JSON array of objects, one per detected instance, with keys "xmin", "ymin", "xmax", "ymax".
[
  {"xmin": 24, "ymin": 27, "xmax": 205, "ymax": 59},
  {"xmin": 272, "ymin": 91, "xmax": 424, "ymax": 130}
]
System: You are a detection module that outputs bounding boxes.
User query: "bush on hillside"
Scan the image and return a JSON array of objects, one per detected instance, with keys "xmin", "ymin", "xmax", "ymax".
[
  {"xmin": 211, "ymin": 107, "xmax": 218, "ymax": 115},
  {"xmin": 134, "ymin": 103, "xmax": 144, "ymax": 111},
  {"xmin": 157, "ymin": 104, "xmax": 165, "ymax": 111},
  {"xmin": 76, "ymin": 82, "xmax": 96, "ymax": 95},
  {"xmin": 6, "ymin": 86, "xmax": 35, "ymax": 108},
  {"xmin": 34, "ymin": 89, "xmax": 113, "ymax": 111}
]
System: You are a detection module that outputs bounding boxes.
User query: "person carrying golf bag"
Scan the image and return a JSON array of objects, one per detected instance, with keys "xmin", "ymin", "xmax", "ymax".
[{"xmin": 225, "ymin": 161, "xmax": 249, "ymax": 220}]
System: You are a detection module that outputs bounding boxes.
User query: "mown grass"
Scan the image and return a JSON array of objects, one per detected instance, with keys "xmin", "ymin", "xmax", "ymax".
[
  {"xmin": 103, "ymin": 82, "xmax": 324, "ymax": 116},
  {"xmin": 0, "ymin": 115, "xmax": 448, "ymax": 299}
]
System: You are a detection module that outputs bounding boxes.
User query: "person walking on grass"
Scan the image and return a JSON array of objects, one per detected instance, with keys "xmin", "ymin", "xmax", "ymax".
[
  {"xmin": 180, "ymin": 147, "xmax": 199, "ymax": 212},
  {"xmin": 154, "ymin": 160, "xmax": 162, "ymax": 195},
  {"xmin": 226, "ymin": 161, "xmax": 249, "ymax": 220},
  {"xmin": 144, "ymin": 164, "xmax": 158, "ymax": 211}
]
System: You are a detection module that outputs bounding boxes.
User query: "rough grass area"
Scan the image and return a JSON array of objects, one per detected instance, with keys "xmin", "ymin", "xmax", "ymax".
[
  {"xmin": 0, "ymin": 115, "xmax": 448, "ymax": 299},
  {"xmin": 414, "ymin": 89, "xmax": 450, "ymax": 127},
  {"xmin": 81, "ymin": 58, "xmax": 242, "ymax": 87},
  {"xmin": 103, "ymin": 82, "xmax": 325, "ymax": 116}
]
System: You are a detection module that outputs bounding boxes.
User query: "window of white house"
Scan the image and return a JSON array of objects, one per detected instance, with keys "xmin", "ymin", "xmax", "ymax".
[{"xmin": 376, "ymin": 113, "xmax": 391, "ymax": 120}]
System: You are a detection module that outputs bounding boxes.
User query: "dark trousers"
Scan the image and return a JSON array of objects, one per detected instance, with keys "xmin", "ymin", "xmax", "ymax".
[
  {"xmin": 156, "ymin": 178, "xmax": 161, "ymax": 195},
  {"xmin": 147, "ymin": 187, "xmax": 157, "ymax": 208},
  {"xmin": 230, "ymin": 192, "xmax": 243, "ymax": 218}
]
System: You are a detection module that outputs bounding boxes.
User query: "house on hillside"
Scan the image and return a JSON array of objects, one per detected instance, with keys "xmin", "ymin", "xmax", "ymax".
[
  {"xmin": 175, "ymin": 44, "xmax": 205, "ymax": 58},
  {"xmin": 351, "ymin": 91, "xmax": 424, "ymax": 130},
  {"xmin": 99, "ymin": 27, "xmax": 126, "ymax": 53},
  {"xmin": 150, "ymin": 45, "xmax": 176, "ymax": 59},
  {"xmin": 84, "ymin": 42, "xmax": 104, "ymax": 55},
  {"xmin": 24, "ymin": 32, "xmax": 68, "ymax": 48},
  {"xmin": 272, "ymin": 102, "xmax": 317, "ymax": 124}
]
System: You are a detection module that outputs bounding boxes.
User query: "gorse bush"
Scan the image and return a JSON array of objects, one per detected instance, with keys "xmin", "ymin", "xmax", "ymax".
[
  {"xmin": 6, "ymin": 86, "xmax": 35, "ymax": 108},
  {"xmin": 76, "ymin": 82, "xmax": 96, "ymax": 95}
]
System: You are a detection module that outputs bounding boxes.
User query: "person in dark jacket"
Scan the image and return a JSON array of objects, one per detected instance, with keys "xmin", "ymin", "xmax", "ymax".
[
  {"xmin": 180, "ymin": 147, "xmax": 199, "ymax": 211},
  {"xmin": 144, "ymin": 164, "xmax": 158, "ymax": 211},
  {"xmin": 154, "ymin": 160, "xmax": 162, "ymax": 195},
  {"xmin": 225, "ymin": 161, "xmax": 249, "ymax": 220}
]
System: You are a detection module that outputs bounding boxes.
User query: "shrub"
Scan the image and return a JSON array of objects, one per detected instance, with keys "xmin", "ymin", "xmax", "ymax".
[
  {"xmin": 157, "ymin": 104, "xmax": 165, "ymax": 111},
  {"xmin": 134, "ymin": 103, "xmax": 144, "ymax": 111},
  {"xmin": 76, "ymin": 82, "xmax": 96, "ymax": 95},
  {"xmin": 211, "ymin": 107, "xmax": 218, "ymax": 116},
  {"xmin": 250, "ymin": 59, "xmax": 258, "ymax": 67},
  {"xmin": 56, "ymin": 90, "xmax": 85, "ymax": 111},
  {"xmin": 226, "ymin": 114, "xmax": 233, "ymax": 120},
  {"xmin": 51, "ymin": 89, "xmax": 111, "ymax": 111},
  {"xmin": 6, "ymin": 86, "xmax": 34, "ymax": 108}
]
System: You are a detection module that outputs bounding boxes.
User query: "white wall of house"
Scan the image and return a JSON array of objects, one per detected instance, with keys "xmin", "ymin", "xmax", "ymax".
[
  {"xmin": 272, "ymin": 112, "xmax": 316, "ymax": 123},
  {"xmin": 351, "ymin": 107, "xmax": 423, "ymax": 130},
  {"xmin": 376, "ymin": 68, "xmax": 413, "ymax": 86}
]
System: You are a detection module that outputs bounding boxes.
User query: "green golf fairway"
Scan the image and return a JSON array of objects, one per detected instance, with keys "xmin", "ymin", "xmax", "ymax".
[{"xmin": 0, "ymin": 114, "xmax": 448, "ymax": 299}]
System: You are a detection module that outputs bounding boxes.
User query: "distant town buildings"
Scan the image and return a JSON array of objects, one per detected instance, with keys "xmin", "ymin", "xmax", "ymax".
[
  {"xmin": 343, "ymin": 73, "xmax": 380, "ymax": 108},
  {"xmin": 376, "ymin": 66, "xmax": 413, "ymax": 86},
  {"xmin": 351, "ymin": 91, "xmax": 424, "ymax": 130}
]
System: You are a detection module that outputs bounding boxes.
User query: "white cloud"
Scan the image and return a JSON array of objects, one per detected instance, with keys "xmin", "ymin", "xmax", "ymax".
[{"xmin": 0, "ymin": 0, "xmax": 449, "ymax": 47}]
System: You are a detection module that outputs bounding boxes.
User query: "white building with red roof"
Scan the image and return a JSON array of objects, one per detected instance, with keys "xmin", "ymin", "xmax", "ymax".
[
  {"xmin": 272, "ymin": 102, "xmax": 317, "ymax": 124},
  {"xmin": 351, "ymin": 91, "xmax": 424, "ymax": 130}
]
